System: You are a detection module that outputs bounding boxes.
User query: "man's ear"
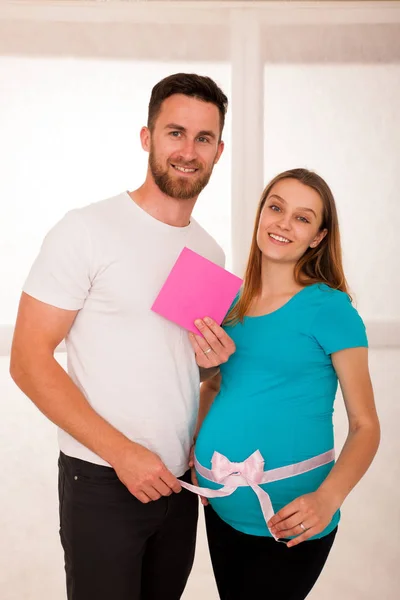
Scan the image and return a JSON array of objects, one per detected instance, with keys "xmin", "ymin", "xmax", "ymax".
[
  {"xmin": 140, "ymin": 126, "xmax": 151, "ymax": 152},
  {"xmin": 214, "ymin": 140, "xmax": 225, "ymax": 165},
  {"xmin": 310, "ymin": 228, "xmax": 328, "ymax": 248}
]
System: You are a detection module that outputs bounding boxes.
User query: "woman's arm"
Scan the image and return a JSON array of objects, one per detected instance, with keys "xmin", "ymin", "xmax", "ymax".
[
  {"xmin": 189, "ymin": 372, "xmax": 222, "ymax": 502},
  {"xmin": 268, "ymin": 346, "xmax": 380, "ymax": 546},
  {"xmin": 316, "ymin": 346, "xmax": 380, "ymax": 509},
  {"xmin": 195, "ymin": 371, "xmax": 222, "ymax": 440}
]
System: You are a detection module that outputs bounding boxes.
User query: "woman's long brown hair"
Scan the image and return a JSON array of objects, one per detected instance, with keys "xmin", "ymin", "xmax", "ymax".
[{"xmin": 225, "ymin": 168, "xmax": 349, "ymax": 326}]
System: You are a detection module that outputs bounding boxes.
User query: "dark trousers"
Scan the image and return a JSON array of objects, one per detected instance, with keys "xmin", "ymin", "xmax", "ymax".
[
  {"xmin": 205, "ymin": 505, "xmax": 337, "ymax": 600},
  {"xmin": 58, "ymin": 452, "xmax": 198, "ymax": 600}
]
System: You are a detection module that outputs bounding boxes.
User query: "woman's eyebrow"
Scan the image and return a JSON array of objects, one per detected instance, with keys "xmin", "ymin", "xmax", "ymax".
[{"xmin": 268, "ymin": 194, "xmax": 317, "ymax": 218}]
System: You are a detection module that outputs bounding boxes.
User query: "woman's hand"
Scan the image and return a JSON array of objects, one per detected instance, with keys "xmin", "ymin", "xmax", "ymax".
[
  {"xmin": 267, "ymin": 489, "xmax": 337, "ymax": 547},
  {"xmin": 189, "ymin": 317, "xmax": 235, "ymax": 369},
  {"xmin": 188, "ymin": 443, "xmax": 209, "ymax": 506}
]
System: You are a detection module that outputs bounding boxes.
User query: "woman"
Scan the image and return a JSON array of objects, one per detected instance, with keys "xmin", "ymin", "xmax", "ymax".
[{"xmin": 187, "ymin": 168, "xmax": 380, "ymax": 599}]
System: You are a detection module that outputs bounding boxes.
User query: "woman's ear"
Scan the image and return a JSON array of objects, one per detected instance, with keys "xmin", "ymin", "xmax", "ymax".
[{"xmin": 310, "ymin": 228, "xmax": 328, "ymax": 249}]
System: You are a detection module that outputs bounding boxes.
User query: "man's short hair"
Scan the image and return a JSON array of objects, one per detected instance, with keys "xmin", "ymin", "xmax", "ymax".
[{"xmin": 147, "ymin": 73, "xmax": 228, "ymax": 137}]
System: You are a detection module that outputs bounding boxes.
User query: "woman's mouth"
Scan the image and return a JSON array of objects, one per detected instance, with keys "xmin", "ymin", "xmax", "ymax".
[{"xmin": 268, "ymin": 233, "xmax": 292, "ymax": 244}]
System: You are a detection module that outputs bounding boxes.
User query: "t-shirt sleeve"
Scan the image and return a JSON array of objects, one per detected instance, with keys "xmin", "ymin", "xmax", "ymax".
[
  {"xmin": 311, "ymin": 291, "xmax": 368, "ymax": 355},
  {"xmin": 23, "ymin": 210, "xmax": 92, "ymax": 310}
]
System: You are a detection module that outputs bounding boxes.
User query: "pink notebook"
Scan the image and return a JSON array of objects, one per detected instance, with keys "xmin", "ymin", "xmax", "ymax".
[{"xmin": 151, "ymin": 247, "xmax": 243, "ymax": 334}]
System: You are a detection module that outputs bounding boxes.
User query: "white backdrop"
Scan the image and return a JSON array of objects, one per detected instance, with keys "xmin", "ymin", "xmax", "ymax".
[
  {"xmin": 0, "ymin": 57, "xmax": 231, "ymax": 325},
  {"xmin": 0, "ymin": 2, "xmax": 399, "ymax": 599},
  {"xmin": 263, "ymin": 63, "xmax": 400, "ymax": 321}
]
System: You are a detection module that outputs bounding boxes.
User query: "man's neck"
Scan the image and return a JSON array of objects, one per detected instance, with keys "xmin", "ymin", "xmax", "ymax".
[{"xmin": 128, "ymin": 172, "xmax": 197, "ymax": 228}]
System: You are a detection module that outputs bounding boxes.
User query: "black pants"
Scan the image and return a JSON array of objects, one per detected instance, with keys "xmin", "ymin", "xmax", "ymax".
[
  {"xmin": 58, "ymin": 452, "xmax": 198, "ymax": 600},
  {"xmin": 205, "ymin": 505, "xmax": 337, "ymax": 600}
]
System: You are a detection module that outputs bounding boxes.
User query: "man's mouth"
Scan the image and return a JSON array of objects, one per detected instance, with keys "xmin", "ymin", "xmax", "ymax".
[{"xmin": 171, "ymin": 164, "xmax": 198, "ymax": 174}]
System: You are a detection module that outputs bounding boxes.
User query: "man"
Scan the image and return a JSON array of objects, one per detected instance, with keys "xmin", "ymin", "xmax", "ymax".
[{"xmin": 10, "ymin": 73, "xmax": 235, "ymax": 600}]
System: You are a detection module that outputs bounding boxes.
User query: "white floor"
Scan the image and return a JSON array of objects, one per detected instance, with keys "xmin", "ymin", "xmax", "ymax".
[{"xmin": 1, "ymin": 350, "xmax": 399, "ymax": 599}]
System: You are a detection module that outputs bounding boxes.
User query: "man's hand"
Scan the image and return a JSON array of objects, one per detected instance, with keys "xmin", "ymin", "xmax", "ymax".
[
  {"xmin": 189, "ymin": 317, "xmax": 236, "ymax": 368},
  {"xmin": 113, "ymin": 443, "xmax": 182, "ymax": 503}
]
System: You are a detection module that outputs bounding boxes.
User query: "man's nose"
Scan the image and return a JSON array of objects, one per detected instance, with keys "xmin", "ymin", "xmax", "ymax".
[{"xmin": 178, "ymin": 139, "xmax": 197, "ymax": 162}]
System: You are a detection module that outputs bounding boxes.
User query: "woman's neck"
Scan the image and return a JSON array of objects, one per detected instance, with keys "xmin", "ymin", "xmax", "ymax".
[{"xmin": 259, "ymin": 257, "xmax": 303, "ymax": 298}]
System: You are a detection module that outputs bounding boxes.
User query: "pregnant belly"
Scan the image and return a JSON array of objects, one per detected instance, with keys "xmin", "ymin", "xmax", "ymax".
[{"xmin": 195, "ymin": 409, "xmax": 335, "ymax": 536}]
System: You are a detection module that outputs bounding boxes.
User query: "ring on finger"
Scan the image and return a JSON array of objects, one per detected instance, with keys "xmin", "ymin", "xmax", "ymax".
[
  {"xmin": 299, "ymin": 522, "xmax": 306, "ymax": 532},
  {"xmin": 203, "ymin": 347, "xmax": 212, "ymax": 355}
]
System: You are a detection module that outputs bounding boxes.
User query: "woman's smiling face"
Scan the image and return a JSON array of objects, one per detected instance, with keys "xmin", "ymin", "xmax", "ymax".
[{"xmin": 257, "ymin": 178, "xmax": 328, "ymax": 265}]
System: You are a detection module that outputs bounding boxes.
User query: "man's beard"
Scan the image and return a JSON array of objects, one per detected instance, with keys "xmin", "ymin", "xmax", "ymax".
[{"xmin": 149, "ymin": 148, "xmax": 214, "ymax": 200}]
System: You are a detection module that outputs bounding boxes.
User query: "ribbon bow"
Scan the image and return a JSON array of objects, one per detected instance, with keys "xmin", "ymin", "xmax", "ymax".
[
  {"xmin": 211, "ymin": 450, "xmax": 265, "ymax": 485},
  {"xmin": 180, "ymin": 449, "xmax": 277, "ymax": 538}
]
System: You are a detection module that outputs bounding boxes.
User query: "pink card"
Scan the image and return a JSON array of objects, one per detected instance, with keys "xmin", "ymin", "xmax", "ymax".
[{"xmin": 151, "ymin": 247, "xmax": 243, "ymax": 334}]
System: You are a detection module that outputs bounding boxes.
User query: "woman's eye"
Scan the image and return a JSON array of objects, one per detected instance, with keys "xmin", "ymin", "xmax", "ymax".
[
  {"xmin": 297, "ymin": 216, "xmax": 310, "ymax": 224},
  {"xmin": 270, "ymin": 205, "xmax": 280, "ymax": 212}
]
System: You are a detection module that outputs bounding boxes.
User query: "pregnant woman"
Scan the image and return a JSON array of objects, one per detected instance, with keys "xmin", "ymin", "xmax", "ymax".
[{"xmin": 188, "ymin": 168, "xmax": 380, "ymax": 599}]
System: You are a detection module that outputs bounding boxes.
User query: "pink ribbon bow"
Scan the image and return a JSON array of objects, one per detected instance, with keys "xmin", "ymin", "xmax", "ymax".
[
  {"xmin": 211, "ymin": 450, "xmax": 265, "ymax": 485},
  {"xmin": 181, "ymin": 449, "xmax": 277, "ymax": 538}
]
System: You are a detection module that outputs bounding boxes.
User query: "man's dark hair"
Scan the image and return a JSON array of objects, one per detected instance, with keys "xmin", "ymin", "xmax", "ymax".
[{"xmin": 147, "ymin": 73, "xmax": 228, "ymax": 137}]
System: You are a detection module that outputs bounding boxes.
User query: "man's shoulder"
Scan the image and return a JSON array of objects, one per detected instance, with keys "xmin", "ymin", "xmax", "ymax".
[
  {"xmin": 75, "ymin": 191, "xmax": 129, "ymax": 221},
  {"xmin": 61, "ymin": 192, "xmax": 133, "ymax": 242}
]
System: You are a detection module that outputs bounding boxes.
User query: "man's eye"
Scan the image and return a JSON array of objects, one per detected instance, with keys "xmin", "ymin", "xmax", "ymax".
[
  {"xmin": 197, "ymin": 137, "xmax": 209, "ymax": 143},
  {"xmin": 170, "ymin": 131, "xmax": 181, "ymax": 137}
]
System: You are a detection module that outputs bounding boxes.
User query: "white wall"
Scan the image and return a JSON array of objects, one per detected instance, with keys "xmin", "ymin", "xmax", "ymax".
[
  {"xmin": 0, "ymin": 56, "xmax": 231, "ymax": 326},
  {"xmin": 263, "ymin": 63, "xmax": 400, "ymax": 322},
  {"xmin": 1, "ymin": 3, "xmax": 399, "ymax": 599}
]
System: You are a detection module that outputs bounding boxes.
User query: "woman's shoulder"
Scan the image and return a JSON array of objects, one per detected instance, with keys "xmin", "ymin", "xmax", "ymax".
[
  {"xmin": 302, "ymin": 283, "xmax": 361, "ymax": 329},
  {"xmin": 307, "ymin": 283, "xmax": 352, "ymax": 307},
  {"xmin": 307, "ymin": 285, "xmax": 367, "ymax": 351}
]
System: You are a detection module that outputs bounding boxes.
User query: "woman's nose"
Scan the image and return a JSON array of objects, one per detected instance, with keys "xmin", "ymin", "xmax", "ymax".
[{"xmin": 276, "ymin": 215, "xmax": 291, "ymax": 230}]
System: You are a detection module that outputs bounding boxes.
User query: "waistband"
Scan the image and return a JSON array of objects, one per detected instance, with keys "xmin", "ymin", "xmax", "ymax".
[{"xmin": 180, "ymin": 448, "xmax": 335, "ymax": 540}]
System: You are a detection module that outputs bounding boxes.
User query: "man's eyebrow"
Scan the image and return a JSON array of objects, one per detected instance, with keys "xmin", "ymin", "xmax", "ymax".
[
  {"xmin": 165, "ymin": 123, "xmax": 216, "ymax": 139},
  {"xmin": 197, "ymin": 129, "xmax": 217, "ymax": 139},
  {"xmin": 268, "ymin": 194, "xmax": 317, "ymax": 218},
  {"xmin": 165, "ymin": 123, "xmax": 186, "ymax": 132}
]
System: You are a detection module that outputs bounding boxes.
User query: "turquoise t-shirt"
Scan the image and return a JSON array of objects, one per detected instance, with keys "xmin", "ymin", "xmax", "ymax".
[{"xmin": 195, "ymin": 283, "xmax": 368, "ymax": 539}]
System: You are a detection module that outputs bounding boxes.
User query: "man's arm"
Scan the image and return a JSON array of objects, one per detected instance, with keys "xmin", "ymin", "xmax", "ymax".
[{"xmin": 10, "ymin": 292, "xmax": 181, "ymax": 502}]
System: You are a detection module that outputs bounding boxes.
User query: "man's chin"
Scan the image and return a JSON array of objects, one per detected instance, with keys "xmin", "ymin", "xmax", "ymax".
[
  {"xmin": 152, "ymin": 167, "xmax": 211, "ymax": 200},
  {"xmin": 162, "ymin": 179, "xmax": 204, "ymax": 200},
  {"xmin": 170, "ymin": 188, "xmax": 200, "ymax": 201}
]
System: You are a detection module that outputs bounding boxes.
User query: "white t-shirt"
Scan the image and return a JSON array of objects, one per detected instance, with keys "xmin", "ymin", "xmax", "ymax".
[{"xmin": 23, "ymin": 192, "xmax": 225, "ymax": 476}]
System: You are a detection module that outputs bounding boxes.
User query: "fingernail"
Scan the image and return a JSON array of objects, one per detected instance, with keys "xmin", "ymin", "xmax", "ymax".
[
  {"xmin": 195, "ymin": 319, "xmax": 203, "ymax": 327},
  {"xmin": 204, "ymin": 317, "xmax": 212, "ymax": 324}
]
